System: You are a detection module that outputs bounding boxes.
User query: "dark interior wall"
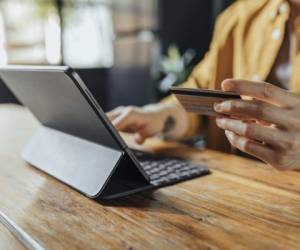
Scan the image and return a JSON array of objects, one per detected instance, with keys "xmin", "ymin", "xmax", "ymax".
[
  {"xmin": 158, "ymin": 0, "xmax": 212, "ymax": 64},
  {"xmin": 75, "ymin": 68, "xmax": 109, "ymax": 110},
  {"xmin": 106, "ymin": 67, "xmax": 154, "ymax": 111}
]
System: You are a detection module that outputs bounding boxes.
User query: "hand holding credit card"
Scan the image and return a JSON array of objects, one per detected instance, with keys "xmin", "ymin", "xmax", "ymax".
[{"xmin": 171, "ymin": 87, "xmax": 240, "ymax": 116}]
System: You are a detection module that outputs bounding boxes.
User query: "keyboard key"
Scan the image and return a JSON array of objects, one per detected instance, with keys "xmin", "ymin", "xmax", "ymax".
[
  {"xmin": 150, "ymin": 174, "xmax": 160, "ymax": 180},
  {"xmin": 132, "ymin": 149, "xmax": 208, "ymax": 186}
]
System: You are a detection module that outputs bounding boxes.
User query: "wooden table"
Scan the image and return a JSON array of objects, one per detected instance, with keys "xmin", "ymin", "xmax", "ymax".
[{"xmin": 0, "ymin": 104, "xmax": 300, "ymax": 250}]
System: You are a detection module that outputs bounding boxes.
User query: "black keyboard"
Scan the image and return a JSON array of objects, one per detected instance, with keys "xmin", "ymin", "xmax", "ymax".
[{"xmin": 132, "ymin": 150, "xmax": 209, "ymax": 186}]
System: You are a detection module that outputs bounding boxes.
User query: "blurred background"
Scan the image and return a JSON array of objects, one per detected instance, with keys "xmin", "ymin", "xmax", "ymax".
[{"xmin": 0, "ymin": 0, "xmax": 233, "ymax": 111}]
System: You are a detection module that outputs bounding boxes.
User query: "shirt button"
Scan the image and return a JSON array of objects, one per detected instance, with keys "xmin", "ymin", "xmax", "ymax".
[
  {"xmin": 252, "ymin": 74, "xmax": 262, "ymax": 81},
  {"xmin": 279, "ymin": 2, "xmax": 288, "ymax": 14},
  {"xmin": 272, "ymin": 28, "xmax": 281, "ymax": 39}
]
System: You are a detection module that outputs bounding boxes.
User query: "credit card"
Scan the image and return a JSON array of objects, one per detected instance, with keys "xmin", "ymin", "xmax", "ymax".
[{"xmin": 171, "ymin": 87, "xmax": 240, "ymax": 116}]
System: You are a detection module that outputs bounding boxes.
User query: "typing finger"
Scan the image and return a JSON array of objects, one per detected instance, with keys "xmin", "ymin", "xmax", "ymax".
[{"xmin": 106, "ymin": 106, "xmax": 125, "ymax": 120}]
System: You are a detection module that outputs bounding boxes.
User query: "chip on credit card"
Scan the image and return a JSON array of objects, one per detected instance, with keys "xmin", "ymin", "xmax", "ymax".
[{"xmin": 171, "ymin": 87, "xmax": 241, "ymax": 116}]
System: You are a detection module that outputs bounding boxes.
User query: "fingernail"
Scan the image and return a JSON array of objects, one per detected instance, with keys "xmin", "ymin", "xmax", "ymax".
[
  {"xmin": 214, "ymin": 102, "xmax": 229, "ymax": 112},
  {"xmin": 218, "ymin": 101, "xmax": 231, "ymax": 112},
  {"xmin": 216, "ymin": 118, "xmax": 226, "ymax": 128},
  {"xmin": 222, "ymin": 80, "xmax": 235, "ymax": 91},
  {"xmin": 225, "ymin": 130, "xmax": 232, "ymax": 138},
  {"xmin": 214, "ymin": 103, "xmax": 222, "ymax": 112}
]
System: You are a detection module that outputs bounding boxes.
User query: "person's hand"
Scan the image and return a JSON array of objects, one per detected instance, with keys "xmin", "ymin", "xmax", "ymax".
[
  {"xmin": 107, "ymin": 103, "xmax": 189, "ymax": 144},
  {"xmin": 214, "ymin": 79, "xmax": 300, "ymax": 170}
]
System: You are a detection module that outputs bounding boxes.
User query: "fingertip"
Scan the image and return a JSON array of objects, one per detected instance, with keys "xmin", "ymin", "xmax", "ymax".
[
  {"xmin": 134, "ymin": 133, "xmax": 145, "ymax": 144},
  {"xmin": 221, "ymin": 79, "xmax": 235, "ymax": 91},
  {"xmin": 214, "ymin": 102, "xmax": 222, "ymax": 112},
  {"xmin": 111, "ymin": 119, "xmax": 117, "ymax": 127},
  {"xmin": 112, "ymin": 119, "xmax": 120, "ymax": 129},
  {"xmin": 106, "ymin": 114, "xmax": 114, "ymax": 121},
  {"xmin": 215, "ymin": 117, "xmax": 224, "ymax": 127},
  {"xmin": 112, "ymin": 113, "xmax": 133, "ymax": 131},
  {"xmin": 225, "ymin": 130, "xmax": 233, "ymax": 138}
]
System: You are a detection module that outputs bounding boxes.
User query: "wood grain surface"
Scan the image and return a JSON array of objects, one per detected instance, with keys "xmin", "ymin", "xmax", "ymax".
[{"xmin": 0, "ymin": 104, "xmax": 299, "ymax": 250}]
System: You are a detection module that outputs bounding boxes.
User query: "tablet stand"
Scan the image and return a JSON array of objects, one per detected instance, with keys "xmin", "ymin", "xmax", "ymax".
[{"xmin": 22, "ymin": 126, "xmax": 149, "ymax": 199}]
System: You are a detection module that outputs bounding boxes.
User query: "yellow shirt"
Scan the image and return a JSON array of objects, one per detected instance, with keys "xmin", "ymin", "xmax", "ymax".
[{"xmin": 164, "ymin": 0, "xmax": 300, "ymax": 152}]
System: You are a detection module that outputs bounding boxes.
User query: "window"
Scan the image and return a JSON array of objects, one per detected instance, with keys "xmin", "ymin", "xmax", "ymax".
[{"xmin": 0, "ymin": 0, "xmax": 158, "ymax": 68}]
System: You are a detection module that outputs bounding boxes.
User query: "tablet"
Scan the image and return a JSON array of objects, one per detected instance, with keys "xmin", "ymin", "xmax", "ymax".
[{"xmin": 171, "ymin": 87, "xmax": 240, "ymax": 116}]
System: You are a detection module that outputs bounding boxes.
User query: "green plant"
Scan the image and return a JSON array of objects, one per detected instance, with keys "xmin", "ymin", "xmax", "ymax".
[{"xmin": 159, "ymin": 45, "xmax": 195, "ymax": 92}]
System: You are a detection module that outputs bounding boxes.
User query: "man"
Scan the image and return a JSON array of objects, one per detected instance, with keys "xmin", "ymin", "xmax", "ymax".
[{"xmin": 107, "ymin": 0, "xmax": 300, "ymax": 170}]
